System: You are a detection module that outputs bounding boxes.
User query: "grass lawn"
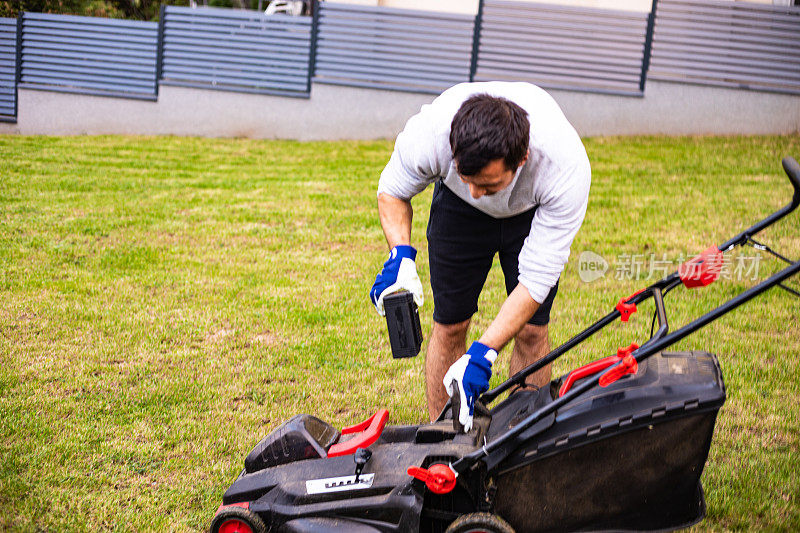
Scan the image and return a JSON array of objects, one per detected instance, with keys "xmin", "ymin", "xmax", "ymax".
[{"xmin": 1, "ymin": 134, "xmax": 799, "ymax": 531}]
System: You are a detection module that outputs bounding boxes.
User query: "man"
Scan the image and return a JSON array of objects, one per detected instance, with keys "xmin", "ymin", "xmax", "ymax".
[{"xmin": 370, "ymin": 82, "xmax": 591, "ymax": 432}]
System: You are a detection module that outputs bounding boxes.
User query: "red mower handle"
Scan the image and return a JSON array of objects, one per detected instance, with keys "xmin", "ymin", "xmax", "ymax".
[
  {"xmin": 559, "ymin": 343, "xmax": 640, "ymax": 397},
  {"xmin": 558, "ymin": 356, "xmax": 619, "ymax": 397},
  {"xmin": 327, "ymin": 410, "xmax": 389, "ymax": 457}
]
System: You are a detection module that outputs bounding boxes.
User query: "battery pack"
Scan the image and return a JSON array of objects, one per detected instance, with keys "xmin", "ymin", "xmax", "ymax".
[{"xmin": 383, "ymin": 292, "xmax": 423, "ymax": 359}]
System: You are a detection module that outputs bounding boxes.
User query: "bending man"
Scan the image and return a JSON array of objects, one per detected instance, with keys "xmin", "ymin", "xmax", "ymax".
[{"xmin": 370, "ymin": 82, "xmax": 591, "ymax": 431}]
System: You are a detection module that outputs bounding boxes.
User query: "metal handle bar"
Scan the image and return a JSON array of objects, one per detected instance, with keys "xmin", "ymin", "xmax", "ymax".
[
  {"xmin": 719, "ymin": 156, "xmax": 800, "ymax": 251},
  {"xmin": 452, "ymin": 259, "xmax": 800, "ymax": 475},
  {"xmin": 470, "ymin": 156, "xmax": 800, "ymax": 408}
]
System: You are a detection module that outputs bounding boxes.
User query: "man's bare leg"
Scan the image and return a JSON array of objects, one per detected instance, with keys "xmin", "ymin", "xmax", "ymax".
[
  {"xmin": 426, "ymin": 319, "xmax": 470, "ymax": 421},
  {"xmin": 509, "ymin": 323, "xmax": 551, "ymax": 388}
]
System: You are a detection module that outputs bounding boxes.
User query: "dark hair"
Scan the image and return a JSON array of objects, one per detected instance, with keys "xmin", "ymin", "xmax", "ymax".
[{"xmin": 449, "ymin": 94, "xmax": 530, "ymax": 177}]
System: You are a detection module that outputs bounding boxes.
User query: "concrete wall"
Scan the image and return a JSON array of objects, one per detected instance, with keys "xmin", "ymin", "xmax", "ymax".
[
  {"xmin": 0, "ymin": 84, "xmax": 434, "ymax": 140},
  {"xmin": 556, "ymin": 81, "xmax": 800, "ymax": 137},
  {"xmin": 1, "ymin": 80, "xmax": 798, "ymax": 139}
]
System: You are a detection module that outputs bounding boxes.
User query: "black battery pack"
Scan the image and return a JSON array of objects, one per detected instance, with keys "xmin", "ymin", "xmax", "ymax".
[{"xmin": 383, "ymin": 291, "xmax": 423, "ymax": 359}]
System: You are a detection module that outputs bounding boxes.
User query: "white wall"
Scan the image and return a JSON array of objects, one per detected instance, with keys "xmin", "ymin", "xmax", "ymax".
[
  {"xmin": 0, "ymin": 84, "xmax": 433, "ymax": 140},
  {"xmin": 378, "ymin": 0, "xmax": 479, "ymax": 14},
  {"xmin": 1, "ymin": 80, "xmax": 798, "ymax": 139},
  {"xmin": 331, "ymin": 0, "xmax": 789, "ymax": 14},
  {"xmin": 332, "ymin": 0, "xmax": 652, "ymax": 14}
]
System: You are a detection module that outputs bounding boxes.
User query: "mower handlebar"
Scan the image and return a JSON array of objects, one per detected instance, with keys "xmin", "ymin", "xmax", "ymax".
[
  {"xmin": 782, "ymin": 156, "xmax": 800, "ymax": 209},
  {"xmin": 478, "ymin": 156, "xmax": 799, "ymax": 409},
  {"xmin": 718, "ymin": 155, "xmax": 800, "ymax": 251}
]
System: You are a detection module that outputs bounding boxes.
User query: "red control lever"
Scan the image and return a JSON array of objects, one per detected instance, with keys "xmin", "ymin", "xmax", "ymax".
[
  {"xmin": 327, "ymin": 410, "xmax": 389, "ymax": 457},
  {"xmin": 679, "ymin": 245, "xmax": 723, "ymax": 288},
  {"xmin": 558, "ymin": 343, "xmax": 640, "ymax": 397},
  {"xmin": 558, "ymin": 356, "xmax": 619, "ymax": 397},
  {"xmin": 407, "ymin": 464, "xmax": 457, "ymax": 494},
  {"xmin": 599, "ymin": 344, "xmax": 640, "ymax": 388}
]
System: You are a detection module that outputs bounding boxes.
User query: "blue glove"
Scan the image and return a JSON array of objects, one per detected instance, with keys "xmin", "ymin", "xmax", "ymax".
[
  {"xmin": 443, "ymin": 341, "xmax": 497, "ymax": 432},
  {"xmin": 370, "ymin": 245, "xmax": 424, "ymax": 316}
]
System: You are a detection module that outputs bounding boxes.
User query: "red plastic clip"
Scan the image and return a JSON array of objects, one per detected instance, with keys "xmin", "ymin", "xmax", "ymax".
[
  {"xmin": 327, "ymin": 410, "xmax": 389, "ymax": 457},
  {"xmin": 679, "ymin": 245, "xmax": 723, "ymax": 288},
  {"xmin": 616, "ymin": 342, "xmax": 639, "ymax": 358},
  {"xmin": 616, "ymin": 289, "xmax": 645, "ymax": 322},
  {"xmin": 599, "ymin": 344, "xmax": 640, "ymax": 388},
  {"xmin": 407, "ymin": 464, "xmax": 457, "ymax": 494}
]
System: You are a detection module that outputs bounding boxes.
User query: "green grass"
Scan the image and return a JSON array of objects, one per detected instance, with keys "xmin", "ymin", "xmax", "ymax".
[{"xmin": 1, "ymin": 134, "xmax": 798, "ymax": 531}]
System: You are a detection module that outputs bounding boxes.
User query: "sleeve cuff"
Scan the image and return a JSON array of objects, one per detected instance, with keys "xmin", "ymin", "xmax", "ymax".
[{"xmin": 520, "ymin": 279, "xmax": 551, "ymax": 305}]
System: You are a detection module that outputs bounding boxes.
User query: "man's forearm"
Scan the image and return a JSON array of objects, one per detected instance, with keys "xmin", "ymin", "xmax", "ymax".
[
  {"xmin": 377, "ymin": 192, "xmax": 413, "ymax": 249},
  {"xmin": 479, "ymin": 284, "xmax": 541, "ymax": 351}
]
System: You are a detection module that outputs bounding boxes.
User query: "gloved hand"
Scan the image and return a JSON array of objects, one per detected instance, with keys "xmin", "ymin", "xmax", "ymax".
[
  {"xmin": 443, "ymin": 341, "xmax": 497, "ymax": 433},
  {"xmin": 369, "ymin": 245, "xmax": 424, "ymax": 316}
]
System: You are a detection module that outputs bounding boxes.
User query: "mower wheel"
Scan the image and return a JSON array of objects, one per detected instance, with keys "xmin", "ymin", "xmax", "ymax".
[
  {"xmin": 209, "ymin": 505, "xmax": 266, "ymax": 533},
  {"xmin": 446, "ymin": 512, "xmax": 515, "ymax": 533}
]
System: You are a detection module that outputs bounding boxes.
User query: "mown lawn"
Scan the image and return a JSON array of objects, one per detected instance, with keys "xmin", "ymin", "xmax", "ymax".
[{"xmin": 1, "ymin": 134, "xmax": 798, "ymax": 531}]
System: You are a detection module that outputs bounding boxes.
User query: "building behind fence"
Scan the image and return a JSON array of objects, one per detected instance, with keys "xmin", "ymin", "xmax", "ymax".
[{"xmin": 1, "ymin": 0, "xmax": 799, "ymax": 133}]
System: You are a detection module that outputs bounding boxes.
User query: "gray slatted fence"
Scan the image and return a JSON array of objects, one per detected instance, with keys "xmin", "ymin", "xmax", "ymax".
[
  {"xmin": 160, "ymin": 6, "xmax": 313, "ymax": 97},
  {"xmin": 19, "ymin": 12, "xmax": 158, "ymax": 99},
  {"xmin": 314, "ymin": 2, "xmax": 474, "ymax": 94},
  {"xmin": 649, "ymin": 0, "xmax": 800, "ymax": 94},
  {"xmin": 0, "ymin": 18, "xmax": 17, "ymax": 121},
  {"xmin": 475, "ymin": 0, "xmax": 650, "ymax": 96}
]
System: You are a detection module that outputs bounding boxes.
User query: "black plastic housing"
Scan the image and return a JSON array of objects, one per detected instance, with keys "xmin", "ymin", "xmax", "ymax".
[
  {"xmin": 384, "ymin": 291, "xmax": 423, "ymax": 359},
  {"xmin": 244, "ymin": 415, "xmax": 340, "ymax": 473},
  {"xmin": 491, "ymin": 350, "xmax": 726, "ymax": 532}
]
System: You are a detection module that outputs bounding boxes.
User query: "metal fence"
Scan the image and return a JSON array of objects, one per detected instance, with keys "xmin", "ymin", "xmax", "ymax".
[
  {"xmin": 0, "ymin": 18, "xmax": 17, "ymax": 121},
  {"xmin": 475, "ymin": 0, "xmax": 652, "ymax": 96},
  {"xmin": 313, "ymin": 2, "xmax": 474, "ymax": 94},
  {"xmin": 19, "ymin": 12, "xmax": 159, "ymax": 99},
  {"xmin": 650, "ymin": 0, "xmax": 800, "ymax": 95},
  {"xmin": 160, "ymin": 5, "xmax": 314, "ymax": 97},
  {"xmin": 6, "ymin": 0, "xmax": 800, "ymax": 124}
]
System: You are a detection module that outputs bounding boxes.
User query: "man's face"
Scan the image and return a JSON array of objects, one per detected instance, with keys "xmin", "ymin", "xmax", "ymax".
[{"xmin": 459, "ymin": 152, "xmax": 529, "ymax": 199}]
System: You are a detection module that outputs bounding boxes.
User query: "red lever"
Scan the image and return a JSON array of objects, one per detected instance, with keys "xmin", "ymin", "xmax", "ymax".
[
  {"xmin": 407, "ymin": 464, "xmax": 457, "ymax": 494},
  {"xmin": 558, "ymin": 356, "xmax": 619, "ymax": 397},
  {"xmin": 558, "ymin": 343, "xmax": 640, "ymax": 397},
  {"xmin": 327, "ymin": 410, "xmax": 389, "ymax": 457},
  {"xmin": 599, "ymin": 349, "xmax": 639, "ymax": 388},
  {"xmin": 616, "ymin": 289, "xmax": 645, "ymax": 322},
  {"xmin": 679, "ymin": 245, "xmax": 723, "ymax": 288}
]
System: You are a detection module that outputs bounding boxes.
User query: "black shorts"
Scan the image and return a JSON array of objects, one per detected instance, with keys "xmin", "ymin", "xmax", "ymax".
[{"xmin": 426, "ymin": 182, "xmax": 559, "ymax": 326}]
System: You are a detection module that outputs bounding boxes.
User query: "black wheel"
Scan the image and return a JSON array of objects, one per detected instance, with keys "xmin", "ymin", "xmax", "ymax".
[
  {"xmin": 446, "ymin": 512, "xmax": 515, "ymax": 533},
  {"xmin": 209, "ymin": 505, "xmax": 267, "ymax": 533}
]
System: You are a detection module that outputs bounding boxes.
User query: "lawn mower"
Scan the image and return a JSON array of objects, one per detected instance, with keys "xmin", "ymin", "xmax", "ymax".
[{"xmin": 210, "ymin": 157, "xmax": 800, "ymax": 533}]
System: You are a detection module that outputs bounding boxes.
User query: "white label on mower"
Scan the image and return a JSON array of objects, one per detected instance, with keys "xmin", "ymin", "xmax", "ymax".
[{"xmin": 306, "ymin": 474, "xmax": 375, "ymax": 494}]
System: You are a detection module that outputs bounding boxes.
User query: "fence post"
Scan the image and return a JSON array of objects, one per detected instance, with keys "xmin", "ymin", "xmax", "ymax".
[
  {"xmin": 14, "ymin": 11, "xmax": 23, "ymax": 121},
  {"xmin": 468, "ymin": 0, "xmax": 484, "ymax": 82},
  {"xmin": 306, "ymin": 0, "xmax": 320, "ymax": 95},
  {"xmin": 155, "ymin": 4, "xmax": 166, "ymax": 97},
  {"xmin": 639, "ymin": 0, "xmax": 658, "ymax": 93}
]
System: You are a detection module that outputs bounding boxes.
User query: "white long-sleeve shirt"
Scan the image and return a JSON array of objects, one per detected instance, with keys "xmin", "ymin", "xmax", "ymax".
[{"xmin": 378, "ymin": 81, "xmax": 591, "ymax": 304}]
